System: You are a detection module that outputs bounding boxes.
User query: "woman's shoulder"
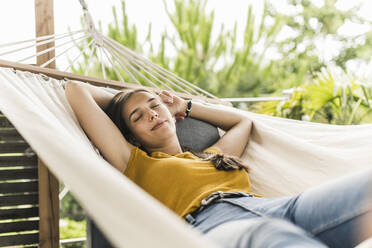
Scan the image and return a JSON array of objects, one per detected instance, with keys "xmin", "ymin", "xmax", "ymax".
[
  {"xmin": 123, "ymin": 146, "xmax": 147, "ymax": 174},
  {"xmin": 130, "ymin": 146, "xmax": 150, "ymax": 159}
]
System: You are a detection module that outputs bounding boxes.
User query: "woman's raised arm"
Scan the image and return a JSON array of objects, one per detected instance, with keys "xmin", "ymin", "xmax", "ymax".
[
  {"xmin": 186, "ymin": 101, "xmax": 252, "ymax": 157},
  {"xmin": 65, "ymin": 81, "xmax": 133, "ymax": 173},
  {"xmin": 159, "ymin": 91, "xmax": 252, "ymax": 157}
]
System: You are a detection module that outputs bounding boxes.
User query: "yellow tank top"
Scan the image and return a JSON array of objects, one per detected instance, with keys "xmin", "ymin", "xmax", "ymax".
[{"xmin": 123, "ymin": 146, "xmax": 255, "ymax": 218}]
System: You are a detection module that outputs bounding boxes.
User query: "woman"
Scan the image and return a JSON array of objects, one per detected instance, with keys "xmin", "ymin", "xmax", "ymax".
[{"xmin": 65, "ymin": 80, "xmax": 372, "ymax": 248}]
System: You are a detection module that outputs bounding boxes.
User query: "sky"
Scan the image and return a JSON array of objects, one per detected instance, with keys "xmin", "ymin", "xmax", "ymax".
[{"xmin": 0, "ymin": 0, "xmax": 371, "ymax": 71}]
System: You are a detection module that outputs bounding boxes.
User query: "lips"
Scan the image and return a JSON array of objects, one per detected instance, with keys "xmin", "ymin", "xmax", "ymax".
[{"xmin": 151, "ymin": 120, "xmax": 166, "ymax": 131}]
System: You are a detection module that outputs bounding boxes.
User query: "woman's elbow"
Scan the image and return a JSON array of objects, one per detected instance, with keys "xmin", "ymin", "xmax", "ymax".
[
  {"xmin": 65, "ymin": 81, "xmax": 85, "ymax": 98},
  {"xmin": 65, "ymin": 81, "xmax": 85, "ymax": 108},
  {"xmin": 243, "ymin": 119, "xmax": 253, "ymax": 134},
  {"xmin": 241, "ymin": 118, "xmax": 252, "ymax": 127},
  {"xmin": 65, "ymin": 81, "xmax": 76, "ymax": 94},
  {"xmin": 65, "ymin": 80, "xmax": 81, "ymax": 92}
]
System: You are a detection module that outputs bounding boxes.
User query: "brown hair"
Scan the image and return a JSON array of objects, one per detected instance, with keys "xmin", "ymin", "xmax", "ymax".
[
  {"xmin": 105, "ymin": 89, "xmax": 249, "ymax": 173},
  {"xmin": 183, "ymin": 146, "xmax": 250, "ymax": 173}
]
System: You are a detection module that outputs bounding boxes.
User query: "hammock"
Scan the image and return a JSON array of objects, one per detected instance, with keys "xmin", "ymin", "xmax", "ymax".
[
  {"xmin": 1, "ymin": 1, "xmax": 371, "ymax": 247},
  {"xmin": 0, "ymin": 68, "xmax": 371, "ymax": 248}
]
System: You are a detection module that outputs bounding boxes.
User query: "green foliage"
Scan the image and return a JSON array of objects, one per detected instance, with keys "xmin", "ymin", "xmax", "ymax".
[
  {"xmin": 273, "ymin": 0, "xmax": 372, "ymax": 71},
  {"xmin": 70, "ymin": 0, "xmax": 372, "ymax": 100},
  {"xmin": 60, "ymin": 218, "xmax": 86, "ymax": 248},
  {"xmin": 60, "ymin": 183, "xmax": 85, "ymax": 221},
  {"xmin": 255, "ymin": 68, "xmax": 372, "ymax": 124},
  {"xmin": 109, "ymin": 1, "xmax": 140, "ymax": 51},
  {"xmin": 161, "ymin": 0, "xmax": 225, "ymax": 93},
  {"xmin": 71, "ymin": 0, "xmax": 286, "ymax": 97},
  {"xmin": 152, "ymin": 0, "xmax": 287, "ymax": 97},
  {"xmin": 59, "ymin": 184, "xmax": 87, "ymax": 247},
  {"xmin": 60, "ymin": 218, "xmax": 86, "ymax": 239},
  {"xmin": 216, "ymin": 2, "xmax": 285, "ymax": 97}
]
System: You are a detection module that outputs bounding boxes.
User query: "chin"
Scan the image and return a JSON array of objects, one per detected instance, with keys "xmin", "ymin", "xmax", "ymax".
[
  {"xmin": 156, "ymin": 129, "xmax": 177, "ymax": 142},
  {"xmin": 161, "ymin": 121, "xmax": 176, "ymax": 133}
]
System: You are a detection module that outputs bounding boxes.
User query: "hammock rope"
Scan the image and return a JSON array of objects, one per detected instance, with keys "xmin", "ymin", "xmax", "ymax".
[
  {"xmin": 84, "ymin": 40, "xmax": 97, "ymax": 76},
  {"xmin": 18, "ymin": 34, "xmax": 91, "ymax": 63},
  {"xmin": 102, "ymin": 35, "xmax": 199, "ymax": 95},
  {"xmin": 0, "ymin": 30, "xmax": 85, "ymax": 56},
  {"xmin": 0, "ymin": 1, "xmax": 294, "ymax": 103},
  {"xmin": 63, "ymin": 39, "xmax": 95, "ymax": 71},
  {"xmin": 100, "ymin": 45, "xmax": 125, "ymax": 82},
  {"xmin": 0, "ymin": 30, "xmax": 84, "ymax": 49},
  {"xmin": 0, "ymin": 0, "xmax": 218, "ymax": 98}
]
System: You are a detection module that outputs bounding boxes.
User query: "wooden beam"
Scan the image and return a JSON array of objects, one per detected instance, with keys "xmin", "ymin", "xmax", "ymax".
[
  {"xmin": 0, "ymin": 59, "xmax": 126, "ymax": 89},
  {"xmin": 0, "ymin": 59, "xmax": 231, "ymax": 106},
  {"xmin": 35, "ymin": 0, "xmax": 59, "ymax": 247}
]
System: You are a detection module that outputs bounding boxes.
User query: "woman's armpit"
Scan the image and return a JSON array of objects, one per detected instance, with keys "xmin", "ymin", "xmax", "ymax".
[{"xmin": 123, "ymin": 146, "xmax": 139, "ymax": 175}]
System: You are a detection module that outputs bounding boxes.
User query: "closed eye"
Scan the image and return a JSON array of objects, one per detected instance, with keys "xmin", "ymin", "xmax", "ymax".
[
  {"xmin": 134, "ymin": 114, "xmax": 143, "ymax": 122},
  {"xmin": 133, "ymin": 104, "xmax": 159, "ymax": 122}
]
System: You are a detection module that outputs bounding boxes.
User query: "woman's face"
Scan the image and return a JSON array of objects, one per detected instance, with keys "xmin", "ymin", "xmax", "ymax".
[{"xmin": 122, "ymin": 91, "xmax": 177, "ymax": 149}]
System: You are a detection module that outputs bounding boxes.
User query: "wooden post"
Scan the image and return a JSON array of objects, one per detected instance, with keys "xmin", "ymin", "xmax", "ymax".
[
  {"xmin": 35, "ymin": 0, "xmax": 56, "ymax": 67},
  {"xmin": 34, "ymin": 0, "xmax": 59, "ymax": 247}
]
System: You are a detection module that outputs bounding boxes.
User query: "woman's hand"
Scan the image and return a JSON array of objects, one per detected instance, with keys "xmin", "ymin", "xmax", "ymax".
[{"xmin": 158, "ymin": 90, "xmax": 187, "ymax": 121}]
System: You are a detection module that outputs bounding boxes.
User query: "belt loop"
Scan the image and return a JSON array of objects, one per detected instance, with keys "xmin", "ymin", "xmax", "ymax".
[{"xmin": 185, "ymin": 213, "xmax": 196, "ymax": 224}]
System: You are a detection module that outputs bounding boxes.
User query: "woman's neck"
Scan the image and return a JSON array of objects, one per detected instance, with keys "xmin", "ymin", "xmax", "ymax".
[{"xmin": 146, "ymin": 137, "xmax": 183, "ymax": 155}]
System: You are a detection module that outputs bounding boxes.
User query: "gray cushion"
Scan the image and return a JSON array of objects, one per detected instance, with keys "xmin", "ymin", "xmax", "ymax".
[{"xmin": 176, "ymin": 117, "xmax": 219, "ymax": 152}]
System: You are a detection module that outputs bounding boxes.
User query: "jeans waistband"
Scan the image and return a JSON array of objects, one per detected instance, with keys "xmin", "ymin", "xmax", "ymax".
[{"xmin": 185, "ymin": 191, "xmax": 253, "ymax": 224}]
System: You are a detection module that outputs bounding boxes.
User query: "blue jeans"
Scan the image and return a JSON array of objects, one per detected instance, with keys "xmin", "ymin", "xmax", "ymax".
[{"xmin": 185, "ymin": 170, "xmax": 372, "ymax": 248}]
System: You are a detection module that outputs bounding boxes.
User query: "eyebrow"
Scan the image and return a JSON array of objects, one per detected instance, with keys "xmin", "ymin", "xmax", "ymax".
[{"xmin": 128, "ymin": 97, "xmax": 156, "ymax": 121}]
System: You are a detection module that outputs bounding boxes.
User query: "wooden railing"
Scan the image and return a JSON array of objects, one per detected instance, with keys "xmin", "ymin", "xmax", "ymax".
[{"xmin": 0, "ymin": 112, "xmax": 39, "ymax": 247}]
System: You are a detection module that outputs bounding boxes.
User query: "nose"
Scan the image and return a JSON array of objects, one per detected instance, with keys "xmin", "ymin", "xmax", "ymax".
[{"xmin": 149, "ymin": 109, "xmax": 158, "ymax": 121}]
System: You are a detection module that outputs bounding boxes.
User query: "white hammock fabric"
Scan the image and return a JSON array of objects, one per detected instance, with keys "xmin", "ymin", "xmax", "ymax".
[
  {"xmin": 242, "ymin": 110, "xmax": 372, "ymax": 197},
  {"xmin": 0, "ymin": 68, "xmax": 371, "ymax": 247},
  {"xmin": 0, "ymin": 68, "xmax": 215, "ymax": 248}
]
